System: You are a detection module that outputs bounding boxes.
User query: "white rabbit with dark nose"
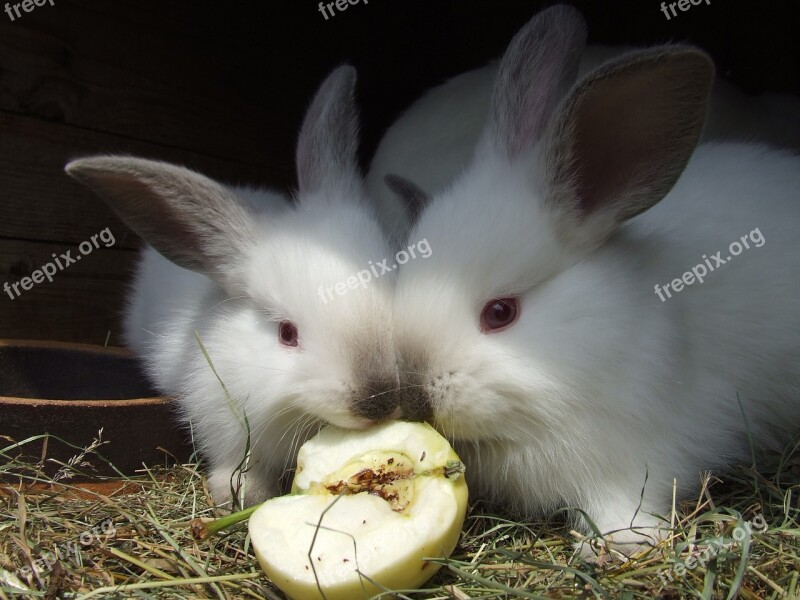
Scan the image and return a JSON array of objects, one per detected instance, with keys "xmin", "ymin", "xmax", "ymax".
[
  {"xmin": 66, "ymin": 66, "xmax": 409, "ymax": 506},
  {"xmin": 389, "ymin": 6, "xmax": 800, "ymax": 555}
]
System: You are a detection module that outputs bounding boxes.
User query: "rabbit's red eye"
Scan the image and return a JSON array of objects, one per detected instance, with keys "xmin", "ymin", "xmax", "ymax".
[
  {"xmin": 480, "ymin": 298, "xmax": 519, "ymax": 333},
  {"xmin": 278, "ymin": 320, "xmax": 299, "ymax": 347}
]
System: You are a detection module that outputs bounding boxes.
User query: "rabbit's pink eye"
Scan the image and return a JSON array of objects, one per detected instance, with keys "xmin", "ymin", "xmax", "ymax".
[
  {"xmin": 480, "ymin": 298, "xmax": 519, "ymax": 333},
  {"xmin": 279, "ymin": 320, "xmax": 299, "ymax": 347}
]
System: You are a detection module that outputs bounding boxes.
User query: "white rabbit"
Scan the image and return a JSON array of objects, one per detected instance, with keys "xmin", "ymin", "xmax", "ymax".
[
  {"xmin": 388, "ymin": 5, "xmax": 800, "ymax": 555},
  {"xmin": 65, "ymin": 66, "xmax": 410, "ymax": 506},
  {"xmin": 367, "ymin": 9, "xmax": 800, "ymax": 240}
]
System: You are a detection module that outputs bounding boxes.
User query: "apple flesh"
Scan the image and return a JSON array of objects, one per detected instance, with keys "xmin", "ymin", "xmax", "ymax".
[{"xmin": 249, "ymin": 421, "xmax": 468, "ymax": 600}]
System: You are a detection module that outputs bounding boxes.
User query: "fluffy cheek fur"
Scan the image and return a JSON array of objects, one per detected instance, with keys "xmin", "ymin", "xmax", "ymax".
[
  {"xmin": 399, "ymin": 257, "xmax": 693, "ymax": 530},
  {"xmin": 424, "ymin": 343, "xmax": 559, "ymax": 443},
  {"xmin": 149, "ymin": 301, "xmax": 371, "ymax": 504},
  {"xmin": 404, "ymin": 261, "xmax": 636, "ymax": 445},
  {"xmin": 206, "ymin": 309, "xmax": 380, "ymax": 454}
]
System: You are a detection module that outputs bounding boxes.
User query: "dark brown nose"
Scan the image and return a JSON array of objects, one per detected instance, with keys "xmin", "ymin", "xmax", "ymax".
[
  {"xmin": 398, "ymin": 387, "xmax": 433, "ymax": 422},
  {"xmin": 350, "ymin": 379, "xmax": 432, "ymax": 422}
]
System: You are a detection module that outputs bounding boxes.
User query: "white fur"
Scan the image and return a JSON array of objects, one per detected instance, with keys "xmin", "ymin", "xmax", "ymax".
[
  {"xmin": 386, "ymin": 6, "xmax": 800, "ymax": 553},
  {"xmin": 67, "ymin": 67, "xmax": 400, "ymax": 506},
  {"xmin": 395, "ymin": 143, "xmax": 800, "ymax": 541},
  {"xmin": 126, "ymin": 185, "xmax": 397, "ymax": 503}
]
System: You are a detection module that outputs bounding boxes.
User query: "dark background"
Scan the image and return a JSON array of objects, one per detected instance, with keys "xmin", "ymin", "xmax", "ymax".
[{"xmin": 1, "ymin": 0, "xmax": 798, "ymax": 343}]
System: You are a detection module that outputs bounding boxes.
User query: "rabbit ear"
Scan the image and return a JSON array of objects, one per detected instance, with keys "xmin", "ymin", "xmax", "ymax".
[
  {"xmin": 541, "ymin": 47, "xmax": 714, "ymax": 246},
  {"xmin": 384, "ymin": 174, "xmax": 430, "ymax": 228},
  {"xmin": 296, "ymin": 65, "xmax": 361, "ymax": 195},
  {"xmin": 65, "ymin": 156, "xmax": 258, "ymax": 287},
  {"xmin": 488, "ymin": 5, "xmax": 587, "ymax": 158}
]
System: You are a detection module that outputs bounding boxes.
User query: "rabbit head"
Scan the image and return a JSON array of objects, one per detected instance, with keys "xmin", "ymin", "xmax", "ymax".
[
  {"xmin": 66, "ymin": 66, "xmax": 409, "ymax": 502},
  {"xmin": 392, "ymin": 7, "xmax": 714, "ymax": 446}
]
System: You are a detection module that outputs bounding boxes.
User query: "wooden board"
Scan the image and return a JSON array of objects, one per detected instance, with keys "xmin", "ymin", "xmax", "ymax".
[
  {"xmin": 0, "ymin": 238, "xmax": 134, "ymax": 344},
  {"xmin": 0, "ymin": 2, "xmax": 298, "ymax": 180},
  {"xmin": 0, "ymin": 111, "xmax": 290, "ymax": 246}
]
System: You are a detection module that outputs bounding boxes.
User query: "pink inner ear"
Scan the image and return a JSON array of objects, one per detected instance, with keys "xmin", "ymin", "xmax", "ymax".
[
  {"xmin": 573, "ymin": 75, "xmax": 666, "ymax": 215},
  {"xmin": 560, "ymin": 52, "xmax": 711, "ymax": 223}
]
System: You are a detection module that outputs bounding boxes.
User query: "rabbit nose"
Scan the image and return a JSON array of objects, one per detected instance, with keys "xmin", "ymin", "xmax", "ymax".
[
  {"xmin": 398, "ymin": 391, "xmax": 433, "ymax": 422},
  {"xmin": 351, "ymin": 380, "xmax": 403, "ymax": 421},
  {"xmin": 350, "ymin": 381, "xmax": 432, "ymax": 423}
]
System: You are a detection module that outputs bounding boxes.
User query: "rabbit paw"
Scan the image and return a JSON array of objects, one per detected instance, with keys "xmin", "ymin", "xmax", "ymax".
[
  {"xmin": 207, "ymin": 466, "xmax": 277, "ymax": 508},
  {"xmin": 573, "ymin": 526, "xmax": 666, "ymax": 563}
]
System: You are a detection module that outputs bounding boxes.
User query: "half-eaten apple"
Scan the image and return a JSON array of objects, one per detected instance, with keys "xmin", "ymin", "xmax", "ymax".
[{"xmin": 249, "ymin": 420, "xmax": 468, "ymax": 600}]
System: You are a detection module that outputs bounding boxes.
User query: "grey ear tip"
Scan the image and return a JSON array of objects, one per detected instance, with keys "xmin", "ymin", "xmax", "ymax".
[
  {"xmin": 548, "ymin": 4, "xmax": 582, "ymax": 14},
  {"xmin": 548, "ymin": 4, "xmax": 586, "ymax": 20},
  {"xmin": 518, "ymin": 4, "xmax": 588, "ymax": 52},
  {"xmin": 686, "ymin": 47, "xmax": 715, "ymax": 69},
  {"xmin": 653, "ymin": 44, "xmax": 713, "ymax": 61},
  {"xmin": 64, "ymin": 158, "xmax": 92, "ymax": 178},
  {"xmin": 689, "ymin": 51, "xmax": 716, "ymax": 80},
  {"xmin": 319, "ymin": 64, "xmax": 357, "ymax": 100},
  {"xmin": 657, "ymin": 46, "xmax": 717, "ymax": 79},
  {"xmin": 540, "ymin": 3, "xmax": 588, "ymax": 29},
  {"xmin": 610, "ymin": 46, "xmax": 716, "ymax": 82},
  {"xmin": 64, "ymin": 155, "xmax": 116, "ymax": 179},
  {"xmin": 333, "ymin": 63, "xmax": 358, "ymax": 86},
  {"xmin": 65, "ymin": 155, "xmax": 165, "ymax": 177}
]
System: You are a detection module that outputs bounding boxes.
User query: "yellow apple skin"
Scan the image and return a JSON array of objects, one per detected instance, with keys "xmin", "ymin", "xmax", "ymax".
[{"xmin": 249, "ymin": 421, "xmax": 468, "ymax": 600}]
